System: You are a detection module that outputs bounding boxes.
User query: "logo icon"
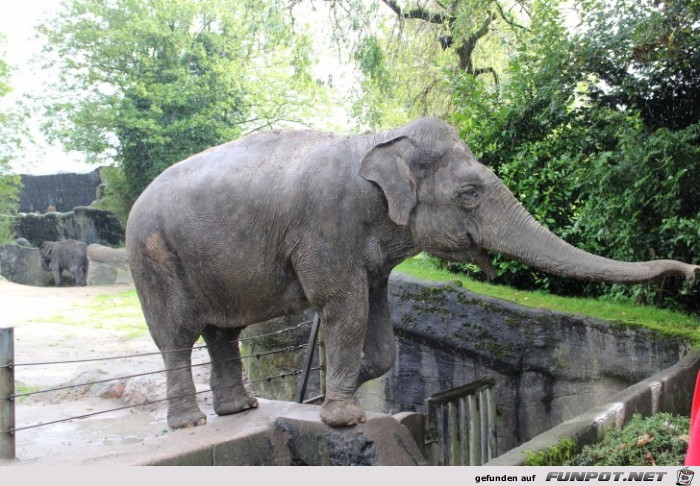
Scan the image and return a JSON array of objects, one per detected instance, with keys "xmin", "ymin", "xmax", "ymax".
[{"xmin": 678, "ymin": 468, "xmax": 695, "ymax": 486}]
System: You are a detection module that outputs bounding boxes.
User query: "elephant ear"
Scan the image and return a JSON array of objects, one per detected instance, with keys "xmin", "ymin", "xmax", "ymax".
[{"xmin": 359, "ymin": 136, "xmax": 420, "ymax": 226}]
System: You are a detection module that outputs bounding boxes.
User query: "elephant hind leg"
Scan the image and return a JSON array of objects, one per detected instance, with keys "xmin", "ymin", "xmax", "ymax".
[
  {"xmin": 142, "ymin": 293, "xmax": 206, "ymax": 427},
  {"xmin": 201, "ymin": 326, "xmax": 258, "ymax": 416},
  {"xmin": 163, "ymin": 348, "xmax": 207, "ymax": 429},
  {"xmin": 132, "ymin": 240, "xmax": 207, "ymax": 428},
  {"xmin": 69, "ymin": 264, "xmax": 87, "ymax": 286}
]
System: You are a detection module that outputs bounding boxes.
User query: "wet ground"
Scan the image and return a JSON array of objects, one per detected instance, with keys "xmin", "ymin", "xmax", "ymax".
[{"xmin": 0, "ymin": 279, "xmax": 210, "ymax": 463}]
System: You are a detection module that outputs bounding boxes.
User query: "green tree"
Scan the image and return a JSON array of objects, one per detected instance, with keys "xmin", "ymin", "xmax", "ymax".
[
  {"xmin": 450, "ymin": 0, "xmax": 700, "ymax": 311},
  {"xmin": 39, "ymin": 0, "xmax": 324, "ymax": 217},
  {"xmin": 576, "ymin": 0, "xmax": 700, "ymax": 131},
  {"xmin": 555, "ymin": 0, "xmax": 700, "ymax": 310},
  {"xmin": 0, "ymin": 33, "xmax": 23, "ymax": 243},
  {"xmin": 294, "ymin": 0, "xmax": 530, "ymax": 129}
]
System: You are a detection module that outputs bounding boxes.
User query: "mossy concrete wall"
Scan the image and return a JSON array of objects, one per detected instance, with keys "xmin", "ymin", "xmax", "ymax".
[
  {"xmin": 243, "ymin": 273, "xmax": 689, "ymax": 456},
  {"xmin": 372, "ymin": 274, "xmax": 688, "ymax": 454},
  {"xmin": 486, "ymin": 349, "xmax": 700, "ymax": 465}
]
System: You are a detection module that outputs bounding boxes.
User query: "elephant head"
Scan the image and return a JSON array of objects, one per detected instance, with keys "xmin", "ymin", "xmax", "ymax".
[{"xmin": 361, "ymin": 118, "xmax": 699, "ymax": 285}]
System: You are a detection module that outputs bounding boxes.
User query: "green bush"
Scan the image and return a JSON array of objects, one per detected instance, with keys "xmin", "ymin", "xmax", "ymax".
[
  {"xmin": 450, "ymin": 0, "xmax": 700, "ymax": 312},
  {"xmin": 525, "ymin": 438, "xmax": 577, "ymax": 466},
  {"xmin": 93, "ymin": 166, "xmax": 131, "ymax": 227},
  {"xmin": 0, "ymin": 172, "xmax": 21, "ymax": 244},
  {"xmin": 565, "ymin": 413, "xmax": 689, "ymax": 466}
]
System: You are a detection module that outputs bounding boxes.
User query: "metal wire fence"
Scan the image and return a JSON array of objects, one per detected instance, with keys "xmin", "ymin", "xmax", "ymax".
[{"xmin": 0, "ymin": 320, "xmax": 322, "ymax": 460}]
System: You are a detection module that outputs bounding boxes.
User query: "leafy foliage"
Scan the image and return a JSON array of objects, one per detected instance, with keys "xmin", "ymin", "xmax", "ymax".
[
  {"xmin": 576, "ymin": 0, "xmax": 700, "ymax": 131},
  {"xmin": 0, "ymin": 33, "xmax": 23, "ymax": 243},
  {"xmin": 39, "ymin": 0, "xmax": 325, "ymax": 211},
  {"xmin": 565, "ymin": 413, "xmax": 689, "ymax": 466},
  {"xmin": 298, "ymin": 0, "xmax": 528, "ymax": 130},
  {"xmin": 450, "ymin": 0, "xmax": 700, "ymax": 311}
]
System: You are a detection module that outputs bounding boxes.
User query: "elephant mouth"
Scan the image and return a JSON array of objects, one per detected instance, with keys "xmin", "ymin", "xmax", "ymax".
[
  {"xmin": 466, "ymin": 247, "xmax": 496, "ymax": 280},
  {"xmin": 426, "ymin": 240, "xmax": 496, "ymax": 281}
]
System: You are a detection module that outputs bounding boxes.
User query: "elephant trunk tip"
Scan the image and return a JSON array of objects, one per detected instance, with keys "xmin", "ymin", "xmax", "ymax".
[{"xmin": 660, "ymin": 261, "xmax": 700, "ymax": 285}]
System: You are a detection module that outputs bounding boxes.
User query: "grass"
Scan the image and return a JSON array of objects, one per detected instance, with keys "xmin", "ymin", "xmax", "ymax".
[
  {"xmin": 32, "ymin": 289, "xmax": 148, "ymax": 340},
  {"xmin": 14, "ymin": 382, "xmax": 42, "ymax": 402},
  {"xmin": 394, "ymin": 254, "xmax": 700, "ymax": 345}
]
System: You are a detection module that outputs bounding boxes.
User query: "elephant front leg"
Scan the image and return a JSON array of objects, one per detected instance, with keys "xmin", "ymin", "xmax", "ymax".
[
  {"xmin": 357, "ymin": 277, "xmax": 396, "ymax": 389},
  {"xmin": 50, "ymin": 262, "xmax": 62, "ymax": 286},
  {"xmin": 318, "ymin": 279, "xmax": 369, "ymax": 427}
]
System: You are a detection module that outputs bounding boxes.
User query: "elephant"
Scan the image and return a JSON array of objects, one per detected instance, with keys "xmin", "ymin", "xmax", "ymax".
[
  {"xmin": 126, "ymin": 117, "xmax": 699, "ymax": 429},
  {"xmin": 40, "ymin": 239, "xmax": 89, "ymax": 287}
]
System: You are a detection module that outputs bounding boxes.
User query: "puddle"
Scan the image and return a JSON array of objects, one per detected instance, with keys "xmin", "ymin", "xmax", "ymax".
[
  {"xmin": 102, "ymin": 436, "xmax": 143, "ymax": 446},
  {"xmin": 13, "ymin": 401, "xmax": 171, "ymax": 462}
]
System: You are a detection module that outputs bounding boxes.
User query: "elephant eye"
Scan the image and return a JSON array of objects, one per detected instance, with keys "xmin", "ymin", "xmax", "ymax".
[{"xmin": 458, "ymin": 185, "xmax": 479, "ymax": 207}]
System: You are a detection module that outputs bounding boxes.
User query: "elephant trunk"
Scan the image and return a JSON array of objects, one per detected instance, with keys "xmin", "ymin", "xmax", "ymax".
[{"xmin": 479, "ymin": 180, "xmax": 699, "ymax": 285}]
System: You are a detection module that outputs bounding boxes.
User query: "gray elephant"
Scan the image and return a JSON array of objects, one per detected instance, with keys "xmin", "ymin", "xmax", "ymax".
[
  {"xmin": 40, "ymin": 239, "xmax": 88, "ymax": 287},
  {"xmin": 126, "ymin": 118, "xmax": 699, "ymax": 429}
]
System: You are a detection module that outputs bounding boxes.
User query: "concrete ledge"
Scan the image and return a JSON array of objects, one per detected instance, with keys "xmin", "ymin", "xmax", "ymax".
[
  {"xmin": 485, "ymin": 349, "xmax": 700, "ymax": 466},
  {"xmin": 2, "ymin": 399, "xmax": 428, "ymax": 466}
]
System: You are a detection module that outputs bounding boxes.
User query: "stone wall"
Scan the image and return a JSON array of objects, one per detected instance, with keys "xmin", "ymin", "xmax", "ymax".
[
  {"xmin": 19, "ymin": 168, "xmax": 104, "ymax": 213},
  {"xmin": 14, "ymin": 207, "xmax": 124, "ymax": 247}
]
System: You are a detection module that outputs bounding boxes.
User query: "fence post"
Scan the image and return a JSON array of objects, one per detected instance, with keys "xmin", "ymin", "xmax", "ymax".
[
  {"xmin": 295, "ymin": 314, "xmax": 321, "ymax": 403},
  {"xmin": 318, "ymin": 325, "xmax": 326, "ymax": 397},
  {"xmin": 0, "ymin": 327, "xmax": 15, "ymax": 460}
]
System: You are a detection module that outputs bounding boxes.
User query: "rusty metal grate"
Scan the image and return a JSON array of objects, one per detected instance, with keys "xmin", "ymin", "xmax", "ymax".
[{"xmin": 425, "ymin": 377, "xmax": 497, "ymax": 466}]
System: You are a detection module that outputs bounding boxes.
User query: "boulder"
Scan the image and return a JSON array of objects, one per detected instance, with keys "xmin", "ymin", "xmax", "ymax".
[
  {"xmin": 86, "ymin": 244, "xmax": 132, "ymax": 285},
  {"xmin": 0, "ymin": 244, "xmax": 55, "ymax": 286}
]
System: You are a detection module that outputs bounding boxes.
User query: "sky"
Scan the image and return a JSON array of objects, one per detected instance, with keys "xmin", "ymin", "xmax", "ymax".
[
  {"xmin": 0, "ymin": 0, "xmax": 357, "ymax": 176},
  {"xmin": 0, "ymin": 0, "xmax": 94, "ymax": 175}
]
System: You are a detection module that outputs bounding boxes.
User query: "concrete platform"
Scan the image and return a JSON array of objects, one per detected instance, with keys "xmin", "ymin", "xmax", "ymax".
[{"xmin": 1, "ymin": 399, "xmax": 428, "ymax": 466}]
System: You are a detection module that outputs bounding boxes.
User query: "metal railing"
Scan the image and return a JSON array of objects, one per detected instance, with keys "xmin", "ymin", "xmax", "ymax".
[{"xmin": 425, "ymin": 377, "xmax": 497, "ymax": 466}]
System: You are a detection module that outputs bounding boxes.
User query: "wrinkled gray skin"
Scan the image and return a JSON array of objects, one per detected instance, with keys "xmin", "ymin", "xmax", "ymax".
[
  {"xmin": 126, "ymin": 118, "xmax": 699, "ymax": 429},
  {"xmin": 40, "ymin": 239, "xmax": 88, "ymax": 287}
]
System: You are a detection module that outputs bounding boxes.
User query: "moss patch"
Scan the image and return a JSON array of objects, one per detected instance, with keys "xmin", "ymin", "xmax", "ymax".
[
  {"xmin": 524, "ymin": 438, "xmax": 577, "ymax": 466},
  {"xmin": 395, "ymin": 255, "xmax": 700, "ymax": 346}
]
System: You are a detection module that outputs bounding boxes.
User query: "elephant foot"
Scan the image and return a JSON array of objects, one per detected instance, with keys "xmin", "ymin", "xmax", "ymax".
[
  {"xmin": 213, "ymin": 389, "xmax": 259, "ymax": 416},
  {"xmin": 167, "ymin": 409, "xmax": 207, "ymax": 429},
  {"xmin": 320, "ymin": 398, "xmax": 367, "ymax": 427}
]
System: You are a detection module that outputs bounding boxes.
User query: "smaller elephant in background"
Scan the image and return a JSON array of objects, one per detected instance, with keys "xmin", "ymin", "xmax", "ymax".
[{"xmin": 40, "ymin": 240, "xmax": 88, "ymax": 286}]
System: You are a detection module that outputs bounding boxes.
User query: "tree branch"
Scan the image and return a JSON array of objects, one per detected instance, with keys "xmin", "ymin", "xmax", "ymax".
[
  {"xmin": 473, "ymin": 66, "xmax": 499, "ymax": 84},
  {"xmin": 458, "ymin": 13, "xmax": 496, "ymax": 71},
  {"xmin": 492, "ymin": 0, "xmax": 528, "ymax": 30},
  {"xmin": 379, "ymin": 0, "xmax": 448, "ymax": 25}
]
